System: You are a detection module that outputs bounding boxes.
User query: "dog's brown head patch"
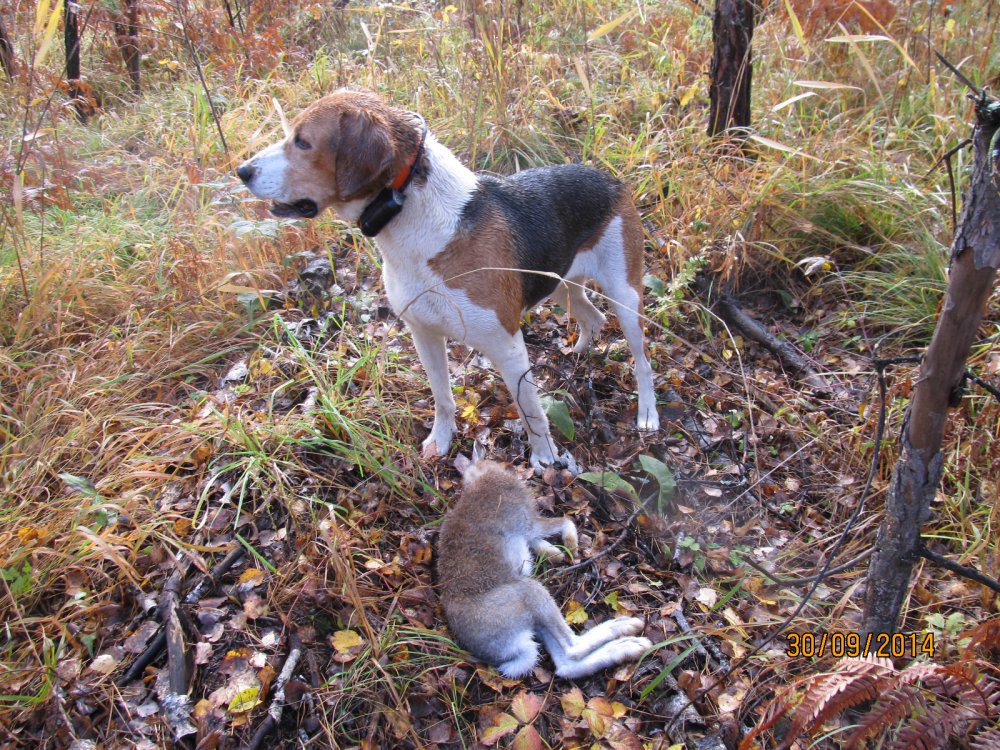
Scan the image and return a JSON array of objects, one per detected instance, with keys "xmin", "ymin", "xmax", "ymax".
[{"xmin": 282, "ymin": 90, "xmax": 423, "ymax": 212}]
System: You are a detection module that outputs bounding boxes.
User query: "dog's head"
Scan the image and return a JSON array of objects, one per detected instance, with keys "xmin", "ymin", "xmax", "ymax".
[{"xmin": 237, "ymin": 90, "xmax": 422, "ymax": 220}]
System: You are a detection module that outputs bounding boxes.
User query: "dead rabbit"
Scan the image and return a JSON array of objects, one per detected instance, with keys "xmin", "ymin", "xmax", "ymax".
[{"xmin": 438, "ymin": 454, "xmax": 652, "ymax": 678}]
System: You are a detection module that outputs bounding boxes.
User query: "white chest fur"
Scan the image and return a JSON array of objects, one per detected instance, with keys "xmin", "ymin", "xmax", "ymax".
[{"xmin": 373, "ymin": 137, "xmax": 500, "ymax": 344}]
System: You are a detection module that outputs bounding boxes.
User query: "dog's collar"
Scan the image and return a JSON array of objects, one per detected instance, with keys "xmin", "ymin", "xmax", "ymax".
[{"xmin": 358, "ymin": 122, "xmax": 427, "ymax": 238}]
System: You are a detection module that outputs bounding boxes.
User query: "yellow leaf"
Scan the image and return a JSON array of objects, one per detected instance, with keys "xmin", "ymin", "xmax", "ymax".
[
  {"xmin": 34, "ymin": 0, "xmax": 64, "ymax": 68},
  {"xmin": 457, "ymin": 390, "xmax": 481, "ymax": 424},
  {"xmin": 238, "ymin": 568, "xmax": 265, "ymax": 587},
  {"xmin": 560, "ymin": 686, "xmax": 586, "ymax": 719},
  {"xmin": 510, "ymin": 690, "xmax": 544, "ymax": 723},
  {"xmin": 17, "ymin": 526, "xmax": 45, "ymax": 544},
  {"xmin": 782, "ymin": 0, "xmax": 810, "ymax": 55},
  {"xmin": 583, "ymin": 696, "xmax": 614, "ymax": 738},
  {"xmin": 678, "ymin": 79, "xmax": 700, "ymax": 107},
  {"xmin": 574, "ymin": 57, "xmax": 592, "ymax": 99},
  {"xmin": 748, "ymin": 134, "xmax": 822, "ymax": 162},
  {"xmin": 481, "ymin": 712, "xmax": 518, "ymax": 745},
  {"xmin": 826, "ymin": 33, "xmax": 891, "ymax": 43},
  {"xmin": 564, "ymin": 599, "xmax": 588, "ymax": 625},
  {"xmin": 771, "ymin": 91, "xmax": 816, "ymax": 112},
  {"xmin": 587, "ymin": 8, "xmax": 638, "ymax": 42},
  {"xmin": 332, "ymin": 629, "xmax": 364, "ymax": 654},
  {"xmin": 793, "ymin": 79, "xmax": 863, "ymax": 90},
  {"xmin": 35, "ymin": 0, "xmax": 52, "ymax": 35},
  {"xmin": 228, "ymin": 686, "xmax": 262, "ymax": 713}
]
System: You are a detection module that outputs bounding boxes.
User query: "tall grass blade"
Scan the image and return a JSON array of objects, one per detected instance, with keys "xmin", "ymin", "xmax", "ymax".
[{"xmin": 33, "ymin": 0, "xmax": 63, "ymax": 68}]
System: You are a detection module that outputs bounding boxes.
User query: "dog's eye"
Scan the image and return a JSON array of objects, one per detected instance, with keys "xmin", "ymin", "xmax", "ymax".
[{"xmin": 293, "ymin": 133, "xmax": 312, "ymax": 151}]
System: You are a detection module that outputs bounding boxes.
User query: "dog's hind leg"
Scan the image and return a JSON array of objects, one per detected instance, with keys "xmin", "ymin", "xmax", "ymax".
[
  {"xmin": 551, "ymin": 281, "xmax": 606, "ymax": 354},
  {"xmin": 565, "ymin": 617, "xmax": 646, "ymax": 658},
  {"xmin": 603, "ymin": 275, "xmax": 660, "ymax": 432},
  {"xmin": 409, "ymin": 323, "xmax": 457, "ymax": 457}
]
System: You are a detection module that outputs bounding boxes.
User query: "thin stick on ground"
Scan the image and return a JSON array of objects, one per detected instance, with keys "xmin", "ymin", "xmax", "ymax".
[
  {"xmin": 717, "ymin": 293, "xmax": 830, "ymax": 393},
  {"xmin": 244, "ymin": 632, "xmax": 303, "ymax": 750}
]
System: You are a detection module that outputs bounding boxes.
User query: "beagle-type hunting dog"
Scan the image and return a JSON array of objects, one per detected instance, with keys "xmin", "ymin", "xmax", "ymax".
[{"xmin": 237, "ymin": 90, "xmax": 659, "ymax": 469}]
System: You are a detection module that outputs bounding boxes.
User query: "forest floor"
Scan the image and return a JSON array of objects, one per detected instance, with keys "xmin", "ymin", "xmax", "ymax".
[{"xmin": 1, "ymin": 0, "xmax": 999, "ymax": 748}]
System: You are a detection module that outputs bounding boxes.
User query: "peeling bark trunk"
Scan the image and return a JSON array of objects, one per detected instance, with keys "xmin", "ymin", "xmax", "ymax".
[
  {"xmin": 0, "ymin": 12, "xmax": 16, "ymax": 81},
  {"xmin": 64, "ymin": 0, "xmax": 87, "ymax": 122},
  {"xmin": 114, "ymin": 0, "xmax": 141, "ymax": 94},
  {"xmin": 862, "ymin": 95, "xmax": 1000, "ymax": 636},
  {"xmin": 708, "ymin": 0, "xmax": 755, "ymax": 142}
]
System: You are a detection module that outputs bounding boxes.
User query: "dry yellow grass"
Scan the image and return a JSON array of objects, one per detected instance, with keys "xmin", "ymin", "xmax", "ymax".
[{"xmin": 0, "ymin": 0, "xmax": 997, "ymax": 746}]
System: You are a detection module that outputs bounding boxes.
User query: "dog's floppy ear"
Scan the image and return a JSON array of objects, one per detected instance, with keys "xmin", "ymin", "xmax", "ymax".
[{"xmin": 335, "ymin": 108, "xmax": 394, "ymax": 201}]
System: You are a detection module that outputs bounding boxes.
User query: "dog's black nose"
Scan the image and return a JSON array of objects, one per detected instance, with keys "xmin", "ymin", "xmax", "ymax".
[{"xmin": 236, "ymin": 163, "xmax": 255, "ymax": 183}]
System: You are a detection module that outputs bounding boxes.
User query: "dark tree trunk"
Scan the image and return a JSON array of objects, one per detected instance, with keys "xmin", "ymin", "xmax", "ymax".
[
  {"xmin": 862, "ymin": 94, "xmax": 1000, "ymax": 636},
  {"xmin": 64, "ymin": 0, "xmax": 88, "ymax": 121},
  {"xmin": 114, "ymin": 0, "xmax": 141, "ymax": 94},
  {"xmin": 708, "ymin": 0, "xmax": 755, "ymax": 142},
  {"xmin": 0, "ymin": 11, "xmax": 16, "ymax": 81}
]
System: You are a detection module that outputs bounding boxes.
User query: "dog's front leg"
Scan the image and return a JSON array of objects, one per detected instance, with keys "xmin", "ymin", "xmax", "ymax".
[
  {"xmin": 409, "ymin": 324, "xmax": 457, "ymax": 458},
  {"xmin": 482, "ymin": 332, "xmax": 577, "ymax": 473}
]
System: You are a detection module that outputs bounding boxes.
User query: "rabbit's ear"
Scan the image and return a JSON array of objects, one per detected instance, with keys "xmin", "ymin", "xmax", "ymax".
[
  {"xmin": 453, "ymin": 453, "xmax": 472, "ymax": 476},
  {"xmin": 471, "ymin": 441, "xmax": 486, "ymax": 465}
]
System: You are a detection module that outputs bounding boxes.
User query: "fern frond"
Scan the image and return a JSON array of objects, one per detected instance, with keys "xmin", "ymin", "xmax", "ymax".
[
  {"xmin": 779, "ymin": 657, "xmax": 895, "ymax": 749},
  {"xmin": 844, "ymin": 686, "xmax": 926, "ymax": 748},
  {"xmin": 892, "ymin": 700, "xmax": 960, "ymax": 750},
  {"xmin": 739, "ymin": 682, "xmax": 804, "ymax": 750},
  {"xmin": 924, "ymin": 664, "xmax": 994, "ymax": 715},
  {"xmin": 970, "ymin": 727, "xmax": 1000, "ymax": 750},
  {"xmin": 960, "ymin": 618, "xmax": 1000, "ymax": 660}
]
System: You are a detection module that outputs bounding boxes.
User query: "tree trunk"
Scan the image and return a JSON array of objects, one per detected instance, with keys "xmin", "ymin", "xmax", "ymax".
[
  {"xmin": 64, "ymin": 0, "xmax": 88, "ymax": 122},
  {"xmin": 114, "ymin": 0, "xmax": 141, "ymax": 94},
  {"xmin": 861, "ymin": 94, "xmax": 1000, "ymax": 636},
  {"xmin": 0, "ymin": 11, "xmax": 16, "ymax": 81},
  {"xmin": 708, "ymin": 0, "xmax": 755, "ymax": 142}
]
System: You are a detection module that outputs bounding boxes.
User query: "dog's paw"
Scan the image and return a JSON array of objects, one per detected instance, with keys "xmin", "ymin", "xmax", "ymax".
[
  {"xmin": 421, "ymin": 424, "xmax": 455, "ymax": 459},
  {"xmin": 535, "ymin": 541, "xmax": 567, "ymax": 563},
  {"xmin": 637, "ymin": 411, "xmax": 660, "ymax": 432},
  {"xmin": 531, "ymin": 449, "xmax": 579, "ymax": 475}
]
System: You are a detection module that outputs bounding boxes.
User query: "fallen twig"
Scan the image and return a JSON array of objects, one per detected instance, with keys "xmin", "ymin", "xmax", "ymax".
[
  {"xmin": 741, "ymin": 547, "xmax": 873, "ymax": 586},
  {"xmin": 244, "ymin": 632, "xmax": 303, "ymax": 750},
  {"xmin": 163, "ymin": 569, "xmax": 188, "ymax": 696},
  {"xmin": 555, "ymin": 503, "xmax": 644, "ymax": 576},
  {"xmin": 717, "ymin": 293, "xmax": 830, "ymax": 393},
  {"xmin": 656, "ymin": 672, "xmax": 727, "ymax": 750},
  {"xmin": 184, "ymin": 545, "xmax": 246, "ymax": 605},
  {"xmin": 158, "ymin": 567, "xmax": 195, "ymax": 740},
  {"xmin": 673, "ymin": 605, "xmax": 731, "ymax": 673},
  {"xmin": 919, "ymin": 543, "xmax": 1000, "ymax": 596},
  {"xmin": 118, "ymin": 547, "xmax": 245, "ymax": 687}
]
